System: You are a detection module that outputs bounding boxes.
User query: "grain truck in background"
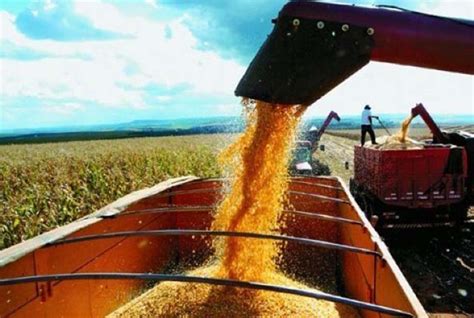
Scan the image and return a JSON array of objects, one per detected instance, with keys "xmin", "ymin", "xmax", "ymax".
[
  {"xmin": 411, "ymin": 104, "xmax": 474, "ymax": 201},
  {"xmin": 350, "ymin": 104, "xmax": 472, "ymax": 228}
]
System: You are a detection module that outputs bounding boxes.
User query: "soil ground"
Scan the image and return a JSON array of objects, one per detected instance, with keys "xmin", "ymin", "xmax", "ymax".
[
  {"xmin": 385, "ymin": 214, "xmax": 473, "ymax": 316},
  {"xmin": 317, "ymin": 132, "xmax": 474, "ymax": 316}
]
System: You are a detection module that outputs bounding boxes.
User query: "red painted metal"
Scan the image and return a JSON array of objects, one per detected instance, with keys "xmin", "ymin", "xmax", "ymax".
[
  {"xmin": 316, "ymin": 111, "xmax": 341, "ymax": 140},
  {"xmin": 281, "ymin": 1, "xmax": 474, "ymax": 74},
  {"xmin": 354, "ymin": 145, "xmax": 467, "ymax": 208},
  {"xmin": 411, "ymin": 104, "xmax": 446, "ymax": 143},
  {"xmin": 0, "ymin": 177, "xmax": 428, "ymax": 317}
]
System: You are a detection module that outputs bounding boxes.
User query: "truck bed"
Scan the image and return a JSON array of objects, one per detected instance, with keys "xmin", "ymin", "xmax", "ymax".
[{"xmin": 354, "ymin": 145, "xmax": 467, "ymax": 209}]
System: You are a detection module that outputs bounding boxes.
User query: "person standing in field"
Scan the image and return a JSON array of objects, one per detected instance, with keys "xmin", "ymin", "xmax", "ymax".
[{"xmin": 361, "ymin": 105, "xmax": 378, "ymax": 145}]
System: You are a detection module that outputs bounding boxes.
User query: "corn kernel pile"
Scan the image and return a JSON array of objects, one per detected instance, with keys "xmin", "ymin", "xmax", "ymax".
[
  {"xmin": 110, "ymin": 265, "xmax": 359, "ymax": 318},
  {"xmin": 109, "ymin": 100, "xmax": 360, "ymax": 317},
  {"xmin": 370, "ymin": 115, "xmax": 423, "ymax": 150}
]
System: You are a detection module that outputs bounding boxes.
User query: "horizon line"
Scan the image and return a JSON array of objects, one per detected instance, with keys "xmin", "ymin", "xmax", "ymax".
[{"xmin": 1, "ymin": 112, "xmax": 473, "ymax": 133}]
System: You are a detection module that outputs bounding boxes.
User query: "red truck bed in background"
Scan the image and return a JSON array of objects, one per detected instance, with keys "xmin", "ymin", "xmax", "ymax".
[{"xmin": 354, "ymin": 145, "xmax": 467, "ymax": 209}]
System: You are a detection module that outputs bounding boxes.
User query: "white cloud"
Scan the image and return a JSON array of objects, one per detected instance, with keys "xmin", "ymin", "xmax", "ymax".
[
  {"xmin": 215, "ymin": 102, "xmax": 241, "ymax": 116},
  {"xmin": 0, "ymin": 2, "xmax": 245, "ymax": 110},
  {"xmin": 73, "ymin": 1, "xmax": 142, "ymax": 36},
  {"xmin": 305, "ymin": 62, "xmax": 473, "ymax": 117},
  {"xmin": 1, "ymin": 0, "xmax": 471, "ymax": 124},
  {"xmin": 144, "ymin": 0, "xmax": 158, "ymax": 9},
  {"xmin": 305, "ymin": 0, "xmax": 474, "ymax": 118},
  {"xmin": 1, "ymin": 57, "xmax": 146, "ymax": 108},
  {"xmin": 418, "ymin": 0, "xmax": 473, "ymax": 20},
  {"xmin": 43, "ymin": 102, "xmax": 84, "ymax": 116},
  {"xmin": 43, "ymin": 0, "xmax": 57, "ymax": 11},
  {"xmin": 71, "ymin": 3, "xmax": 245, "ymax": 95},
  {"xmin": 155, "ymin": 95, "xmax": 172, "ymax": 102}
]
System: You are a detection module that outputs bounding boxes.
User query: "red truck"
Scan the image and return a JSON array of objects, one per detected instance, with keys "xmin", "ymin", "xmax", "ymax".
[
  {"xmin": 352, "ymin": 144, "xmax": 468, "ymax": 228},
  {"xmin": 351, "ymin": 105, "xmax": 471, "ymax": 228}
]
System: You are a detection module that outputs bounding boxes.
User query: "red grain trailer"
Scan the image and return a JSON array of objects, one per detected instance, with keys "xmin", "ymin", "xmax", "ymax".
[
  {"xmin": 351, "ymin": 145, "xmax": 468, "ymax": 228},
  {"xmin": 0, "ymin": 177, "xmax": 427, "ymax": 317}
]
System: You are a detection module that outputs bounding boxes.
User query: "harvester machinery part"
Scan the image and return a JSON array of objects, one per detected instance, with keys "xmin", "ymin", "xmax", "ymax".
[
  {"xmin": 315, "ymin": 111, "xmax": 341, "ymax": 140},
  {"xmin": 411, "ymin": 103, "xmax": 446, "ymax": 143},
  {"xmin": 235, "ymin": 1, "xmax": 474, "ymax": 105},
  {"xmin": 235, "ymin": 14, "xmax": 374, "ymax": 105},
  {"xmin": 0, "ymin": 273, "xmax": 413, "ymax": 317}
]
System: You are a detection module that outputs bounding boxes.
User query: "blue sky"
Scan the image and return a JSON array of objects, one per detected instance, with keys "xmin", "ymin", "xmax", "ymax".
[{"xmin": 0, "ymin": 0, "xmax": 472, "ymax": 130}]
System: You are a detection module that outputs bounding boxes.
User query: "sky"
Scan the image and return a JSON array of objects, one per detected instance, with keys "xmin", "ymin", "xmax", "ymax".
[{"xmin": 0, "ymin": 0, "xmax": 473, "ymax": 131}]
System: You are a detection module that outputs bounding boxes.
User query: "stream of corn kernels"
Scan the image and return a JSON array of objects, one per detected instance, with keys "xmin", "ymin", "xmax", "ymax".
[{"xmin": 109, "ymin": 100, "xmax": 359, "ymax": 318}]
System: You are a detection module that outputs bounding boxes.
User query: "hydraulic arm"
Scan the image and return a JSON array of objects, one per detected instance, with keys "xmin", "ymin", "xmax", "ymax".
[
  {"xmin": 411, "ymin": 104, "xmax": 446, "ymax": 143},
  {"xmin": 316, "ymin": 111, "xmax": 340, "ymax": 140}
]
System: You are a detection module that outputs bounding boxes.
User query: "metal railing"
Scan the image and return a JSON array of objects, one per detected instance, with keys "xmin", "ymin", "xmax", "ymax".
[{"xmin": 0, "ymin": 273, "xmax": 412, "ymax": 317}]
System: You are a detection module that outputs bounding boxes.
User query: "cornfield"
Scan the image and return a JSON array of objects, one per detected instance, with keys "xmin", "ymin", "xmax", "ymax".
[{"xmin": 0, "ymin": 135, "xmax": 228, "ymax": 249}]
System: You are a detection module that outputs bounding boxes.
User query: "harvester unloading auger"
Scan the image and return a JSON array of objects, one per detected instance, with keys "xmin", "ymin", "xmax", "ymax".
[
  {"xmin": 235, "ymin": 0, "xmax": 473, "ymax": 105},
  {"xmin": 308, "ymin": 110, "xmax": 341, "ymax": 149}
]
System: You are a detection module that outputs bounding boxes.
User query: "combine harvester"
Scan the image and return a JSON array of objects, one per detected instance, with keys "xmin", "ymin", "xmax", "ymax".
[
  {"xmin": 1, "ymin": 0, "xmax": 473, "ymax": 316},
  {"xmin": 307, "ymin": 111, "xmax": 341, "ymax": 152},
  {"xmin": 352, "ymin": 104, "xmax": 473, "ymax": 228},
  {"xmin": 291, "ymin": 111, "xmax": 340, "ymax": 175}
]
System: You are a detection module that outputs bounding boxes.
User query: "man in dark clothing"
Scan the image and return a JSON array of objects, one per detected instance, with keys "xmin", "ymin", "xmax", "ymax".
[{"xmin": 361, "ymin": 105, "xmax": 378, "ymax": 145}]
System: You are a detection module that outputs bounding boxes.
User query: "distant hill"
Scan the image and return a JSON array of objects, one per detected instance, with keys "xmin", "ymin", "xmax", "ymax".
[
  {"xmin": 0, "ymin": 116, "xmax": 241, "ymax": 135},
  {"xmin": 1, "ymin": 113, "xmax": 472, "ymax": 145},
  {"xmin": 0, "ymin": 117, "xmax": 244, "ymax": 145}
]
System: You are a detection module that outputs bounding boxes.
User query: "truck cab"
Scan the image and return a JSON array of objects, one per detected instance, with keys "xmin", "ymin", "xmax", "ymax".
[{"xmin": 291, "ymin": 141, "xmax": 313, "ymax": 175}]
